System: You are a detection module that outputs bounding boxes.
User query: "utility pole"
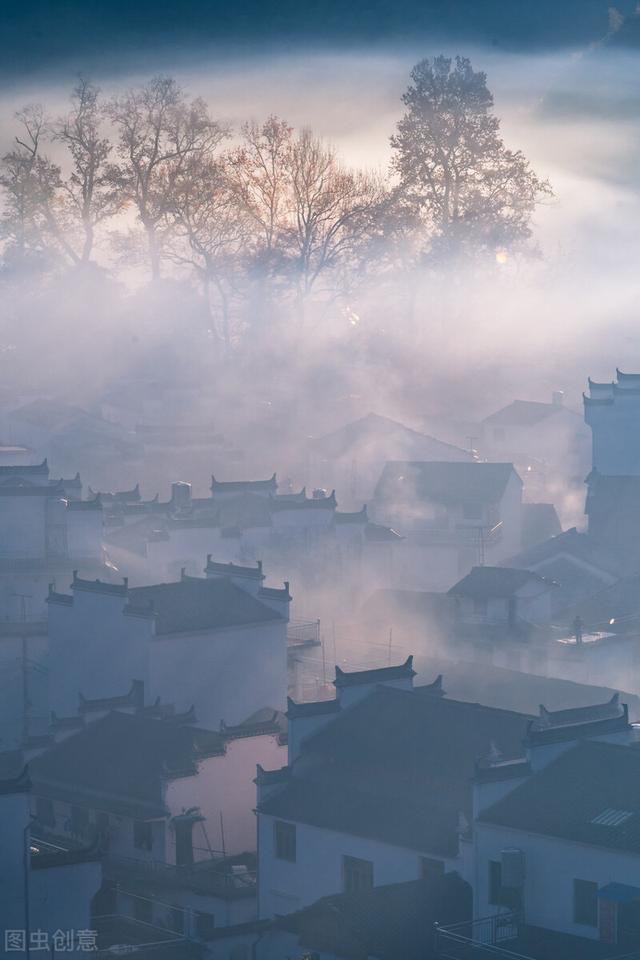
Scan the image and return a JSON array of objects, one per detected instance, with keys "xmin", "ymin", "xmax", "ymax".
[{"xmin": 12, "ymin": 592, "xmax": 32, "ymax": 744}]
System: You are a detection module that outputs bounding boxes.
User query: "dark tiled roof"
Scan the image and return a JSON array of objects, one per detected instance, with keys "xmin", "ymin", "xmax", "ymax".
[
  {"xmin": 505, "ymin": 527, "xmax": 625, "ymax": 576},
  {"xmin": 335, "ymin": 505, "xmax": 368, "ymax": 523},
  {"xmin": 521, "ymin": 503, "xmax": 562, "ymax": 550},
  {"xmin": 205, "ymin": 557, "xmax": 264, "ymax": 580},
  {"xmin": 261, "ymin": 687, "xmax": 530, "ymax": 855},
  {"xmin": 79, "ymin": 679, "xmax": 144, "ymax": 713},
  {"xmin": 365, "ymin": 521, "xmax": 404, "ymax": 541},
  {"xmin": 483, "ymin": 400, "xmax": 575, "ymax": 427},
  {"xmin": 88, "ymin": 483, "xmax": 140, "ymax": 502},
  {"xmin": 530, "ymin": 693, "xmax": 624, "ymax": 732},
  {"xmin": 276, "ymin": 875, "xmax": 471, "ymax": 960},
  {"xmin": 0, "ymin": 458, "xmax": 48, "ymax": 475},
  {"xmin": 286, "ymin": 696, "xmax": 341, "ymax": 720},
  {"xmin": 31, "ymin": 711, "xmax": 225, "ymax": 814},
  {"xmin": 333, "ymin": 655, "xmax": 415, "ymax": 688},
  {"xmin": 449, "ymin": 566, "xmax": 553, "ymax": 599},
  {"xmin": 375, "ymin": 461, "xmax": 519, "ymax": 506},
  {"xmin": 211, "ymin": 473, "xmax": 277, "ymax": 494},
  {"xmin": 525, "ymin": 694, "xmax": 629, "ymax": 746},
  {"xmin": 66, "ymin": 495, "xmax": 102, "ymax": 511},
  {"xmin": 126, "ymin": 576, "xmax": 282, "ymax": 634},
  {"xmin": 479, "ymin": 740, "xmax": 640, "ymax": 853},
  {"xmin": 311, "ymin": 412, "xmax": 469, "ymax": 461},
  {"xmin": 71, "ymin": 574, "xmax": 128, "ymax": 596},
  {"xmin": 258, "ymin": 585, "xmax": 291, "ymax": 601},
  {"xmin": 270, "ymin": 491, "xmax": 337, "ymax": 511},
  {"xmin": 414, "ymin": 655, "xmax": 640, "ymax": 721}
]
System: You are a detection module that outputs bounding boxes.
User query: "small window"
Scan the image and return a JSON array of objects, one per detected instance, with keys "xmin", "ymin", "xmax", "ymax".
[
  {"xmin": 274, "ymin": 820, "xmax": 296, "ymax": 862},
  {"xmin": 489, "ymin": 860, "xmax": 521, "ymax": 910},
  {"xmin": 574, "ymin": 879, "xmax": 598, "ymax": 926},
  {"xmin": 134, "ymin": 819, "xmax": 153, "ymax": 851},
  {"xmin": 421, "ymin": 857, "xmax": 445, "ymax": 883},
  {"xmin": 195, "ymin": 912, "xmax": 215, "ymax": 940},
  {"xmin": 343, "ymin": 856, "xmax": 374, "ymax": 893},
  {"xmin": 36, "ymin": 797, "xmax": 55, "ymax": 828},
  {"xmin": 463, "ymin": 502, "xmax": 483, "ymax": 521},
  {"xmin": 473, "ymin": 598, "xmax": 488, "ymax": 617}
]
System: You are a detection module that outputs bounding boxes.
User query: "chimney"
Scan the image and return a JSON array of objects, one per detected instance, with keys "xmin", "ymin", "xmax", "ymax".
[
  {"xmin": 171, "ymin": 481, "xmax": 192, "ymax": 505},
  {"xmin": 552, "ymin": 391, "xmax": 564, "ymax": 407}
]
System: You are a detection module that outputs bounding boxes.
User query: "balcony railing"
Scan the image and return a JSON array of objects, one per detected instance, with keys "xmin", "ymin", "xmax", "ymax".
[
  {"xmin": 435, "ymin": 913, "xmax": 526, "ymax": 959},
  {"xmin": 434, "ymin": 914, "xmax": 640, "ymax": 960},
  {"xmin": 287, "ymin": 618, "xmax": 321, "ymax": 649}
]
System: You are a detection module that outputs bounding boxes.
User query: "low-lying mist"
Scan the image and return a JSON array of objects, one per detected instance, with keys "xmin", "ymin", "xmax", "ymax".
[{"xmin": 1, "ymin": 40, "xmax": 639, "ymax": 473}]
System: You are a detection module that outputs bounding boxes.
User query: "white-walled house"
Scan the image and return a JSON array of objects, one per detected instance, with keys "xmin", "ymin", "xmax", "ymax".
[
  {"xmin": 30, "ymin": 707, "xmax": 286, "ymax": 864},
  {"xmin": 29, "ymin": 704, "xmax": 287, "ymax": 946},
  {"xmin": 470, "ymin": 694, "xmax": 640, "ymax": 952},
  {"xmin": 0, "ymin": 460, "xmax": 105, "ymax": 621},
  {"xmin": 307, "ymin": 412, "xmax": 473, "ymax": 507},
  {"xmin": 373, "ymin": 461, "xmax": 524, "ymax": 590},
  {"xmin": 448, "ymin": 566, "xmax": 557, "ymax": 632},
  {"xmin": 47, "ymin": 564, "xmax": 289, "ymax": 726},
  {"xmin": 256, "ymin": 659, "xmax": 529, "ymax": 919},
  {"xmin": 480, "ymin": 394, "xmax": 590, "ymax": 495}
]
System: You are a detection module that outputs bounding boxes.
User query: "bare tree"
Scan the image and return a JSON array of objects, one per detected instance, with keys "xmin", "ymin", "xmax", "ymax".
[
  {"xmin": 0, "ymin": 105, "xmax": 64, "ymax": 269},
  {"xmin": 53, "ymin": 78, "xmax": 121, "ymax": 264},
  {"xmin": 227, "ymin": 116, "xmax": 293, "ymax": 267},
  {"xmin": 229, "ymin": 118, "xmax": 382, "ymax": 326},
  {"xmin": 167, "ymin": 153, "xmax": 249, "ymax": 349},
  {"xmin": 284, "ymin": 128, "xmax": 383, "ymax": 321},
  {"xmin": 107, "ymin": 76, "xmax": 227, "ymax": 280},
  {"xmin": 391, "ymin": 56, "xmax": 552, "ymax": 263}
]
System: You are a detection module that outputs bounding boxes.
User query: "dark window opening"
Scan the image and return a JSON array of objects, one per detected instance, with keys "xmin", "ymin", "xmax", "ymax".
[
  {"xmin": 274, "ymin": 820, "xmax": 297, "ymax": 862},
  {"xmin": 174, "ymin": 819, "xmax": 194, "ymax": 866},
  {"xmin": 343, "ymin": 855, "xmax": 374, "ymax": 894},
  {"xmin": 489, "ymin": 860, "xmax": 522, "ymax": 910},
  {"xmin": 421, "ymin": 857, "xmax": 445, "ymax": 883},
  {"xmin": 574, "ymin": 879, "xmax": 598, "ymax": 927}
]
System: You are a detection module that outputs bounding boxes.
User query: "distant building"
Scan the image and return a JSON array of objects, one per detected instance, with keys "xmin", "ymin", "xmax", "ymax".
[
  {"xmin": 584, "ymin": 370, "xmax": 640, "ymax": 562},
  {"xmin": 0, "ymin": 460, "xmax": 105, "ymax": 621},
  {"xmin": 308, "ymin": 412, "xmax": 473, "ymax": 506},
  {"xmin": 47, "ymin": 563, "xmax": 289, "ymax": 726},
  {"xmin": 448, "ymin": 566, "xmax": 557, "ymax": 636},
  {"xmin": 480, "ymin": 393, "xmax": 590, "ymax": 522},
  {"xmin": 373, "ymin": 461, "xmax": 523, "ymax": 588}
]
